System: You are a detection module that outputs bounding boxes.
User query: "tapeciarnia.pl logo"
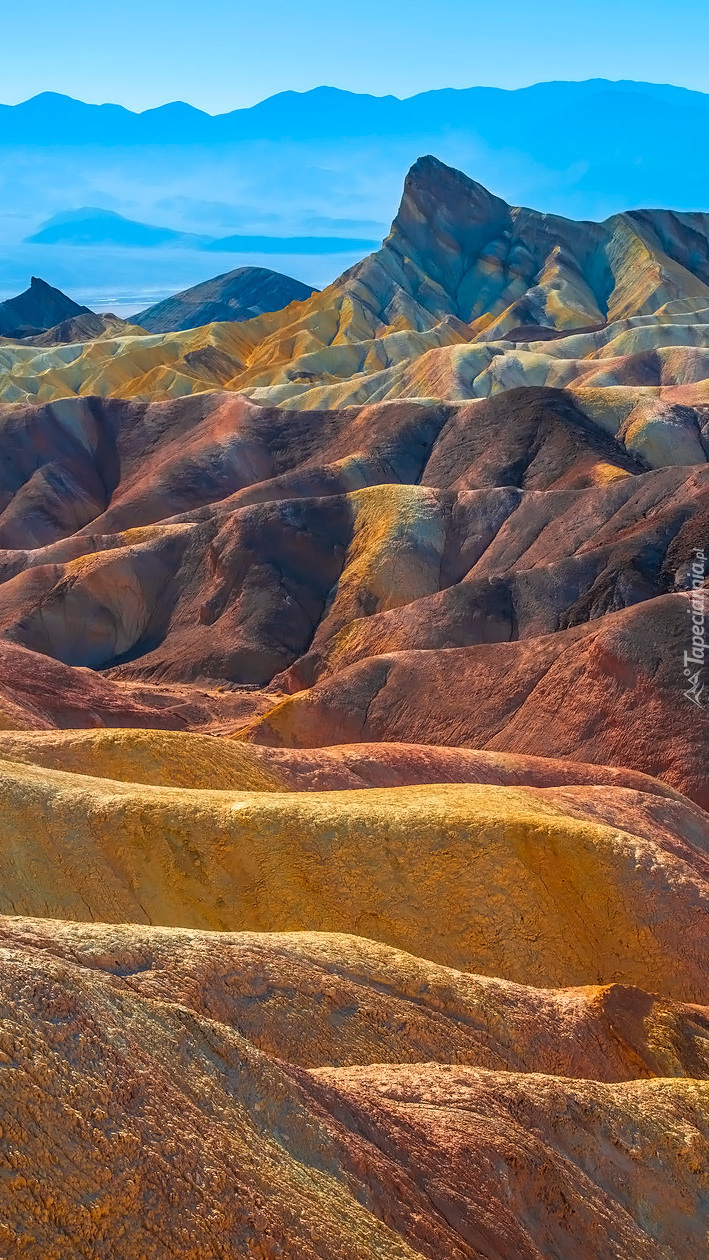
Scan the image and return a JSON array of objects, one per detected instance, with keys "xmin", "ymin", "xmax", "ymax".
[{"xmin": 683, "ymin": 548, "xmax": 707, "ymax": 707}]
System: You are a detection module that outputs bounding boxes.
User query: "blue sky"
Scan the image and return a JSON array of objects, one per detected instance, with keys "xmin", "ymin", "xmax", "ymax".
[{"xmin": 2, "ymin": 0, "xmax": 709, "ymax": 112}]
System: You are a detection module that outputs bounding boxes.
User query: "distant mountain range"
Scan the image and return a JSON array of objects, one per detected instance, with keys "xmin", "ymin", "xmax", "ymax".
[
  {"xmin": 4, "ymin": 79, "xmax": 709, "ymax": 312},
  {"xmin": 3, "ymin": 79, "xmax": 709, "ymax": 218},
  {"xmin": 2, "ymin": 80, "xmax": 709, "ymax": 155},
  {"xmin": 26, "ymin": 209, "xmax": 201, "ymax": 249},
  {"xmin": 26, "ymin": 208, "xmax": 379, "ymax": 255},
  {"xmin": 3, "ymin": 79, "xmax": 709, "ymax": 215}
]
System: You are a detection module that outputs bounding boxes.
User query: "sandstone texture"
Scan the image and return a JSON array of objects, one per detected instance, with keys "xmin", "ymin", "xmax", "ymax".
[
  {"xmin": 0, "ymin": 750, "xmax": 709, "ymax": 997},
  {"xmin": 0, "ymin": 916, "xmax": 708, "ymax": 1258}
]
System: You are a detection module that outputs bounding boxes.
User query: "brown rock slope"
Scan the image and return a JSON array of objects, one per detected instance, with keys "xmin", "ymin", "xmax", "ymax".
[
  {"xmin": 0, "ymin": 917, "xmax": 708, "ymax": 1258},
  {"xmin": 246, "ymin": 593, "xmax": 709, "ymax": 807},
  {"xmin": 0, "ymin": 384, "xmax": 703, "ymax": 801},
  {"xmin": 0, "ymin": 640, "xmax": 273, "ymax": 733},
  {"xmin": 0, "ymin": 728, "xmax": 687, "ymax": 794},
  {"xmin": 6, "ymin": 916, "xmax": 709, "ymax": 1080},
  {"xmin": 3, "ymin": 733, "xmax": 707, "ymax": 1254}
]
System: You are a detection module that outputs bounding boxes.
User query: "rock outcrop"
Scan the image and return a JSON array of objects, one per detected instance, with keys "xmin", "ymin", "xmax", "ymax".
[{"xmin": 16, "ymin": 311, "xmax": 147, "ymax": 346}]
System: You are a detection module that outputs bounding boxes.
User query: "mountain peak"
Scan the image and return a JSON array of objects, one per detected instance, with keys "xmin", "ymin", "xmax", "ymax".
[
  {"xmin": 387, "ymin": 157, "xmax": 511, "ymax": 296},
  {"xmin": 0, "ymin": 277, "xmax": 91, "ymax": 337},
  {"xmin": 401, "ymin": 154, "xmax": 511, "ymax": 215}
]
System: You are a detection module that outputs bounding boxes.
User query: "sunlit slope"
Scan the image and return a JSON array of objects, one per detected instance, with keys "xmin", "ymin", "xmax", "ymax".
[
  {"xmin": 5, "ymin": 915, "xmax": 708, "ymax": 1080},
  {"xmin": 0, "ymin": 751, "xmax": 706, "ymax": 997}
]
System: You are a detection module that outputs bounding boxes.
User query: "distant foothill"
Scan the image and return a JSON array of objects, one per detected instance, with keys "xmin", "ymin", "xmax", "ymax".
[{"xmin": 0, "ymin": 266, "xmax": 319, "ymax": 340}]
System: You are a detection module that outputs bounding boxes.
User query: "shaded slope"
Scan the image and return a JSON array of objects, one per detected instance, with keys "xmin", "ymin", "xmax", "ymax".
[
  {"xmin": 0, "ymin": 462, "xmax": 697, "ymax": 684},
  {"xmin": 19, "ymin": 312, "xmax": 147, "ymax": 346},
  {"xmin": 0, "ymin": 639, "xmax": 272, "ymax": 733},
  {"xmin": 0, "ymin": 387, "xmax": 703, "ymax": 803},
  {"xmin": 134, "ymin": 266, "xmax": 318, "ymax": 333}
]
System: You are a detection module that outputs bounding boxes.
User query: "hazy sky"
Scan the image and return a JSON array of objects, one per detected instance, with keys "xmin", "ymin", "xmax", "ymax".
[{"xmin": 1, "ymin": 0, "xmax": 708, "ymax": 112}]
